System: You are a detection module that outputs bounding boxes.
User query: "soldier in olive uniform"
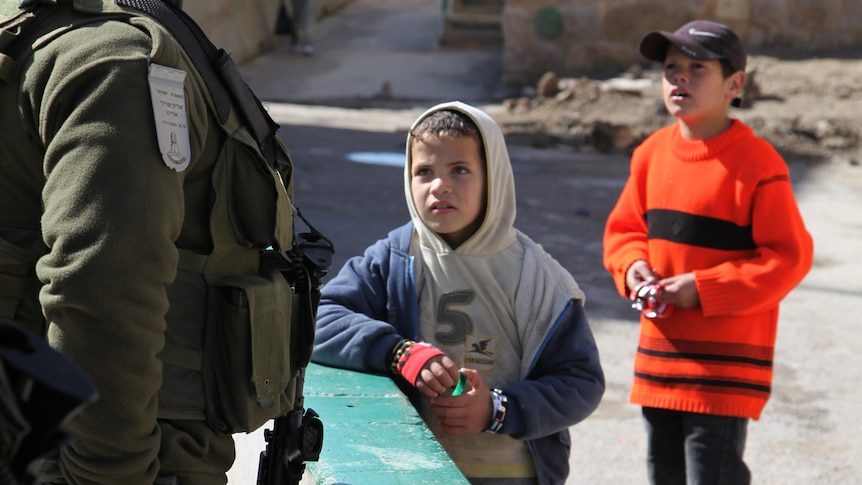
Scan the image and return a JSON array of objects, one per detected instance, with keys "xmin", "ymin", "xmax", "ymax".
[{"xmin": 0, "ymin": 1, "xmax": 306, "ymax": 483}]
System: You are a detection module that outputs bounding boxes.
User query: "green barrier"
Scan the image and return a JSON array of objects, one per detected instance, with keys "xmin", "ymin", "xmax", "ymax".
[{"xmin": 302, "ymin": 363, "xmax": 469, "ymax": 484}]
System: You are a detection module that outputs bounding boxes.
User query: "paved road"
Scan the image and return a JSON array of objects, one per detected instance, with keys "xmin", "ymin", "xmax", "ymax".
[
  {"xmin": 227, "ymin": 0, "xmax": 862, "ymax": 483},
  {"xmin": 238, "ymin": 0, "xmax": 509, "ymax": 105}
]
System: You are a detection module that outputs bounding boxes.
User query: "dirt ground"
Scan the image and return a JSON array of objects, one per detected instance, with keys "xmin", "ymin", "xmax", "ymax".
[{"xmin": 493, "ymin": 54, "xmax": 862, "ymax": 167}]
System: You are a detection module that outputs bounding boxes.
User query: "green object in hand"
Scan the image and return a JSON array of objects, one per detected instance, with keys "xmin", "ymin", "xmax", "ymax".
[{"xmin": 451, "ymin": 371, "xmax": 467, "ymax": 397}]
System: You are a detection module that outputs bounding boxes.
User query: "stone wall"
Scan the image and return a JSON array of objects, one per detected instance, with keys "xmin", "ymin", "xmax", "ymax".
[{"xmin": 502, "ymin": 0, "xmax": 862, "ymax": 86}]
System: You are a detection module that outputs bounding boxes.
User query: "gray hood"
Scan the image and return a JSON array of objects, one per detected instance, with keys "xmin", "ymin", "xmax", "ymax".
[{"xmin": 404, "ymin": 101, "xmax": 517, "ymax": 256}]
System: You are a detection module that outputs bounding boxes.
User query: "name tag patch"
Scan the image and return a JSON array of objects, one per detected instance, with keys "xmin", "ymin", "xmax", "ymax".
[{"xmin": 147, "ymin": 63, "xmax": 191, "ymax": 172}]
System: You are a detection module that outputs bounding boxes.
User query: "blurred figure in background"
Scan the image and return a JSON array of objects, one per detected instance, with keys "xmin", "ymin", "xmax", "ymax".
[{"xmin": 292, "ymin": 0, "xmax": 316, "ymax": 56}]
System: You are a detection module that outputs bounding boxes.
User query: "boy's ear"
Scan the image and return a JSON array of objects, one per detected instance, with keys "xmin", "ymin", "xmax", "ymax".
[{"xmin": 727, "ymin": 71, "xmax": 746, "ymax": 100}]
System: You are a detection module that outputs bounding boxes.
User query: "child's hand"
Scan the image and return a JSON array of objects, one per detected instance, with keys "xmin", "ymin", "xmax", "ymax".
[
  {"xmin": 626, "ymin": 259, "xmax": 659, "ymax": 292},
  {"xmin": 428, "ymin": 368, "xmax": 492, "ymax": 435},
  {"xmin": 657, "ymin": 272, "xmax": 700, "ymax": 308},
  {"xmin": 413, "ymin": 354, "xmax": 461, "ymax": 398}
]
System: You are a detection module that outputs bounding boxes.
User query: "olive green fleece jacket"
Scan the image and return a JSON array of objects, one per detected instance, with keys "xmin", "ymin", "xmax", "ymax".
[{"xmin": 0, "ymin": 0, "xmax": 223, "ymax": 482}]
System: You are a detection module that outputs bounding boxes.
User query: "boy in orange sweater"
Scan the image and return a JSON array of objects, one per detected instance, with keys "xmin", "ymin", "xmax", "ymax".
[{"xmin": 602, "ymin": 20, "xmax": 814, "ymax": 484}]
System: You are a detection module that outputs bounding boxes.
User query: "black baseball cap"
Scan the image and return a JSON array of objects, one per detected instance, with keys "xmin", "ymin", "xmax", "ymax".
[{"xmin": 639, "ymin": 20, "xmax": 747, "ymax": 73}]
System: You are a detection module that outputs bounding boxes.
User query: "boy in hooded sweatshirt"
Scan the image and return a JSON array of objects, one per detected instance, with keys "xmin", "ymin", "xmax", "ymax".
[
  {"xmin": 312, "ymin": 101, "xmax": 605, "ymax": 484},
  {"xmin": 603, "ymin": 20, "xmax": 813, "ymax": 484}
]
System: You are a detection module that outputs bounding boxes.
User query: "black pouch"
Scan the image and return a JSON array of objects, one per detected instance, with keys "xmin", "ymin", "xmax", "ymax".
[{"xmin": 202, "ymin": 268, "xmax": 298, "ymax": 433}]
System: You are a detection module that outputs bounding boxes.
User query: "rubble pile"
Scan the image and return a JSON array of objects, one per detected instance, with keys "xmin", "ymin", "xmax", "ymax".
[{"xmin": 496, "ymin": 60, "xmax": 861, "ymax": 165}]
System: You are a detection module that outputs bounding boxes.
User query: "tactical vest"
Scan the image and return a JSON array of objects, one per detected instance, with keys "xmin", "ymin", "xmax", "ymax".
[{"xmin": 0, "ymin": 0, "xmax": 323, "ymax": 434}]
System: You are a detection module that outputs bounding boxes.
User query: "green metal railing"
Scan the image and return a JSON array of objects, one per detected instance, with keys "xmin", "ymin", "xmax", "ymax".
[{"xmin": 302, "ymin": 363, "xmax": 469, "ymax": 484}]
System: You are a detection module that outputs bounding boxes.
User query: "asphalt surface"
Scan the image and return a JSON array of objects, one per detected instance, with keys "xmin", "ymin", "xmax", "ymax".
[{"xmin": 227, "ymin": 0, "xmax": 862, "ymax": 483}]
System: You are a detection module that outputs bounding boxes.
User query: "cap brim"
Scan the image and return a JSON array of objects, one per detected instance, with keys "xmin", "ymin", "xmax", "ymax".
[{"xmin": 639, "ymin": 30, "xmax": 720, "ymax": 63}]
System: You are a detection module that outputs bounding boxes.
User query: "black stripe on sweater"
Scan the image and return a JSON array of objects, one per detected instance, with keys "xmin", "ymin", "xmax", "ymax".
[
  {"xmin": 637, "ymin": 347, "xmax": 773, "ymax": 368},
  {"xmin": 645, "ymin": 209, "xmax": 755, "ymax": 250},
  {"xmin": 635, "ymin": 372, "xmax": 772, "ymax": 394}
]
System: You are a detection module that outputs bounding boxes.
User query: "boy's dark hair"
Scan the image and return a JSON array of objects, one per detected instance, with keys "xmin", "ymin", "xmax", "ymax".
[
  {"xmin": 410, "ymin": 110, "xmax": 486, "ymax": 162},
  {"xmin": 719, "ymin": 59, "xmax": 734, "ymax": 78}
]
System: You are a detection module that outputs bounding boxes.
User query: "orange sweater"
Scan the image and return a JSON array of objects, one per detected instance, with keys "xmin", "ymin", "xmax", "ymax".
[{"xmin": 603, "ymin": 120, "xmax": 813, "ymax": 419}]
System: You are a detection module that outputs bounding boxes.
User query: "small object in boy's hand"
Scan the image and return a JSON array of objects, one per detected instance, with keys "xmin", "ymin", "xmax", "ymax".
[
  {"xmin": 439, "ymin": 371, "xmax": 469, "ymax": 397},
  {"xmin": 629, "ymin": 281, "xmax": 673, "ymax": 319},
  {"xmin": 450, "ymin": 371, "xmax": 468, "ymax": 396}
]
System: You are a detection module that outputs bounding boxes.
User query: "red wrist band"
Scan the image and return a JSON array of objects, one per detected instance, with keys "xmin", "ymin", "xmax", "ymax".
[{"xmin": 396, "ymin": 342, "xmax": 444, "ymax": 386}]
